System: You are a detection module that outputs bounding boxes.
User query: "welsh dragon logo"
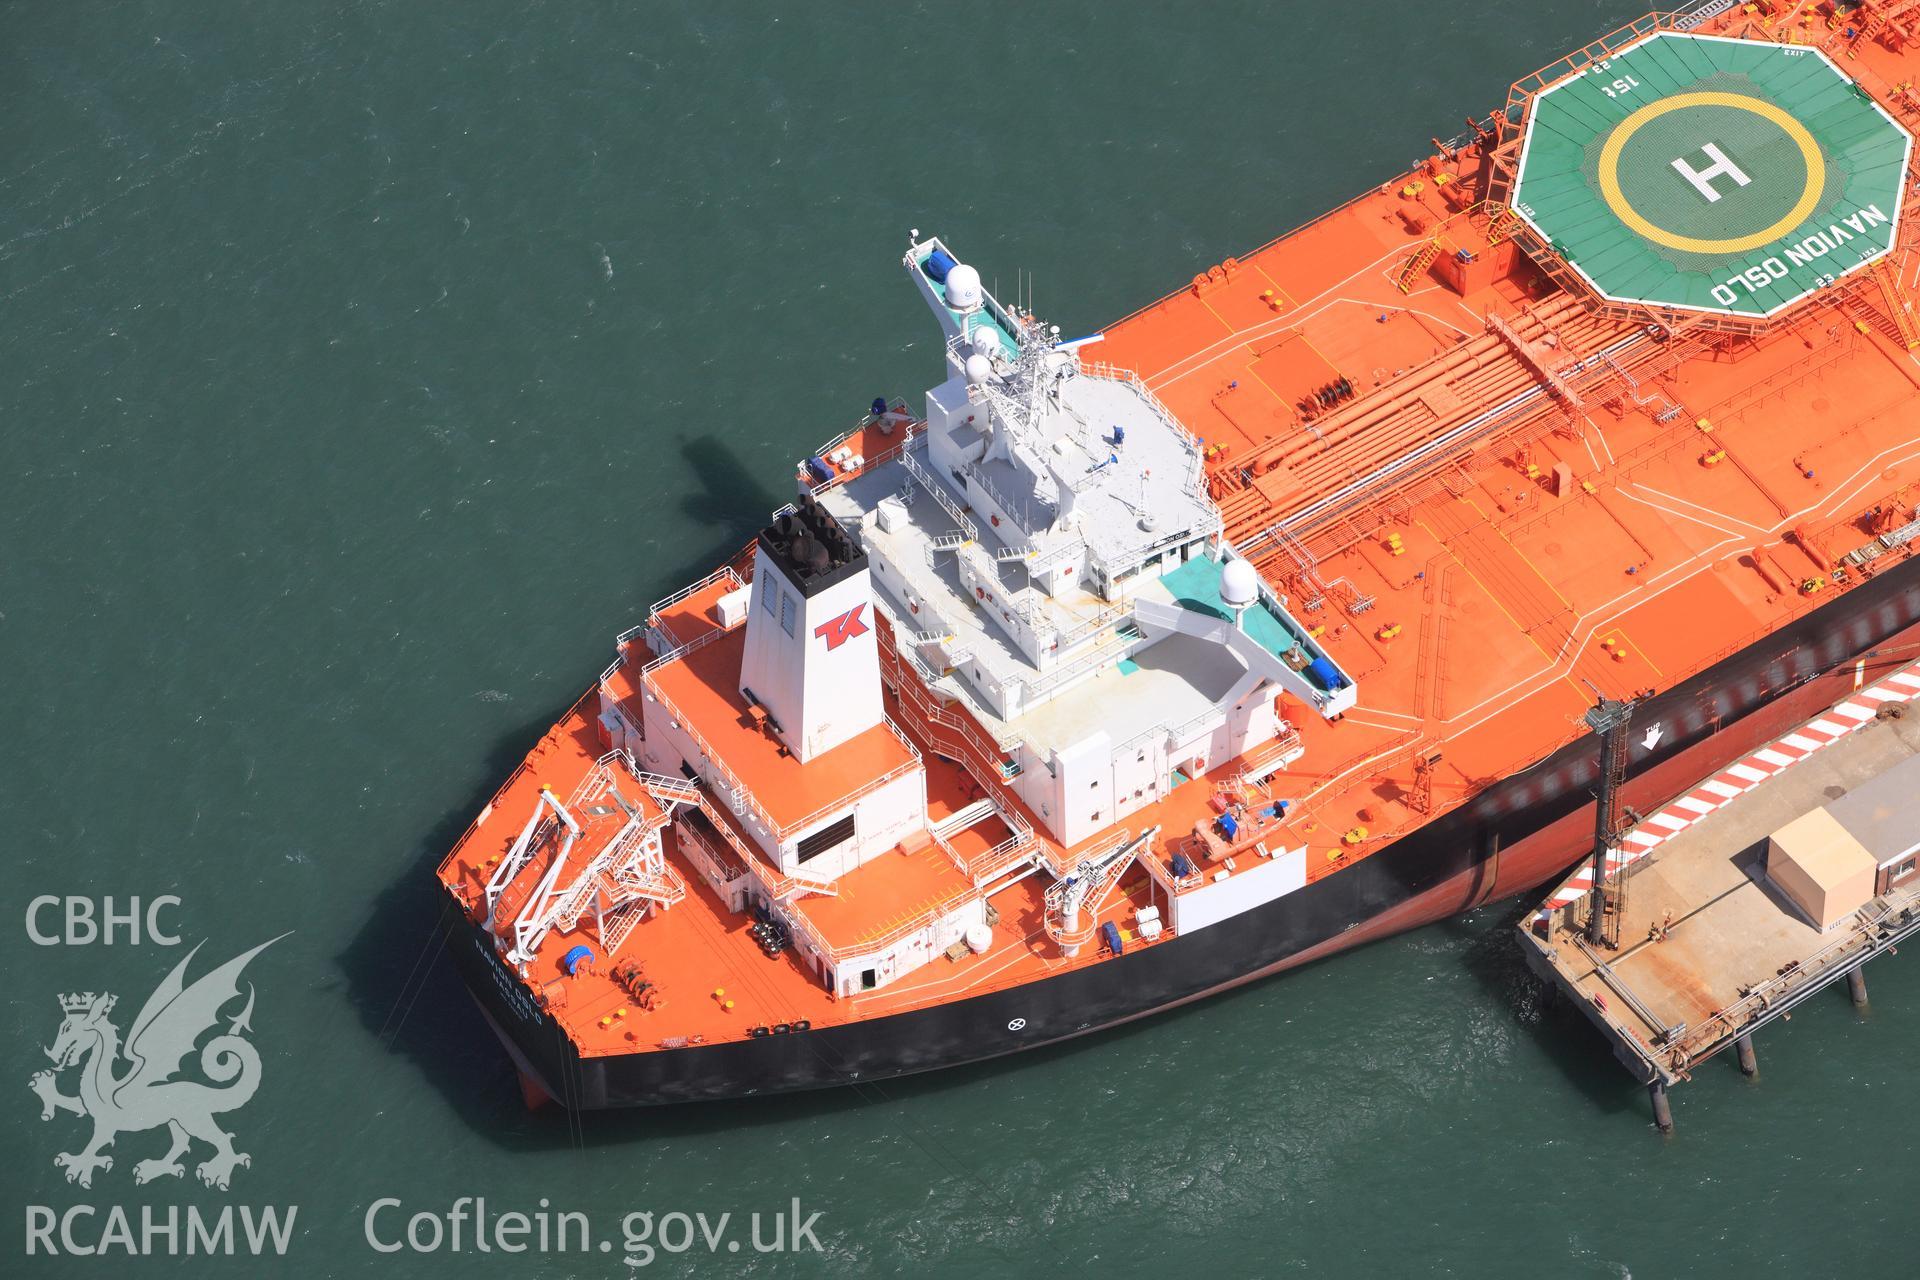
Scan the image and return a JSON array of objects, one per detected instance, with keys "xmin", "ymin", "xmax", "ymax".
[{"xmin": 28, "ymin": 936, "xmax": 283, "ymax": 1190}]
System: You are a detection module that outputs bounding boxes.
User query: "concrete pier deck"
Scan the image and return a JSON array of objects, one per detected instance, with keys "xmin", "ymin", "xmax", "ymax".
[{"xmin": 1519, "ymin": 704, "xmax": 1920, "ymax": 1112}]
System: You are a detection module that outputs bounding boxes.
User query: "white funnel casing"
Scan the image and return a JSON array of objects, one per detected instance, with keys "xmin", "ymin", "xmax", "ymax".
[{"xmin": 738, "ymin": 495, "xmax": 885, "ymax": 763}]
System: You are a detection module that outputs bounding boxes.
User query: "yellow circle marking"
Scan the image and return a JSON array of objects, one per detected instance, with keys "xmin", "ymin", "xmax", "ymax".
[{"xmin": 1596, "ymin": 90, "xmax": 1825, "ymax": 254}]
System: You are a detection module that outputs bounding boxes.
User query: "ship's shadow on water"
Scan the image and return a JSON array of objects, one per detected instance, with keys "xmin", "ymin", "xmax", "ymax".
[
  {"xmin": 647, "ymin": 432, "xmax": 786, "ymax": 594},
  {"xmin": 1438, "ymin": 902, "xmax": 1650, "ymax": 1119},
  {"xmin": 336, "ymin": 434, "xmax": 795, "ymax": 1143},
  {"xmin": 335, "ymin": 704, "xmax": 580, "ymax": 1138}
]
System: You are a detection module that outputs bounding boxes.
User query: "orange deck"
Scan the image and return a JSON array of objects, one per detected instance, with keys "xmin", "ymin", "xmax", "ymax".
[
  {"xmin": 442, "ymin": 4, "xmax": 1920, "ymax": 1061},
  {"xmin": 645, "ymin": 625, "xmax": 919, "ymax": 832}
]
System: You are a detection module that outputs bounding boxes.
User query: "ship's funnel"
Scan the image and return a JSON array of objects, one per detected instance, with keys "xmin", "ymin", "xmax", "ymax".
[{"xmin": 739, "ymin": 493, "xmax": 885, "ymax": 762}]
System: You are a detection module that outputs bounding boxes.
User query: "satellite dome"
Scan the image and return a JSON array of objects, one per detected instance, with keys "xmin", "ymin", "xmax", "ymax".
[
  {"xmin": 945, "ymin": 262, "xmax": 983, "ymax": 311},
  {"xmin": 971, "ymin": 326, "xmax": 1000, "ymax": 355},
  {"xmin": 1221, "ymin": 558, "xmax": 1259, "ymax": 608},
  {"xmin": 964, "ymin": 353, "xmax": 993, "ymax": 384}
]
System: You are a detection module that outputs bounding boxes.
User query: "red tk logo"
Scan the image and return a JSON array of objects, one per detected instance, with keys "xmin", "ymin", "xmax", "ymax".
[{"xmin": 814, "ymin": 603, "xmax": 869, "ymax": 651}]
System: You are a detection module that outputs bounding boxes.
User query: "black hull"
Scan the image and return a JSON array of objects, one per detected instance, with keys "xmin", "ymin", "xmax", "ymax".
[{"xmin": 445, "ymin": 556, "xmax": 1920, "ymax": 1107}]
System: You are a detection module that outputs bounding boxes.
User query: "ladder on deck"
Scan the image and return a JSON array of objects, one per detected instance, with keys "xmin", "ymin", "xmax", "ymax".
[
  {"xmin": 1484, "ymin": 207, "xmax": 1522, "ymax": 247},
  {"xmin": 1849, "ymin": 9, "xmax": 1888, "ymax": 58},
  {"xmin": 1873, "ymin": 258, "xmax": 1920, "ymax": 350},
  {"xmin": 1396, "ymin": 238, "xmax": 1442, "ymax": 294}
]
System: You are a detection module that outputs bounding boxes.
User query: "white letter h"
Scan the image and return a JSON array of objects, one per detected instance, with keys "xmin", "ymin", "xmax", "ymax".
[{"xmin": 1670, "ymin": 142, "xmax": 1751, "ymax": 204}]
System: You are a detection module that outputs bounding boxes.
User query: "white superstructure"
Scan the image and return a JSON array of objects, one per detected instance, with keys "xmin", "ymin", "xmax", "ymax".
[{"xmin": 814, "ymin": 235, "xmax": 1357, "ymax": 848}]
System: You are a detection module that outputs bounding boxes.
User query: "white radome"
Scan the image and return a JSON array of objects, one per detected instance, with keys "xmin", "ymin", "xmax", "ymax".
[
  {"xmin": 965, "ymin": 923, "xmax": 993, "ymax": 954},
  {"xmin": 945, "ymin": 262, "xmax": 983, "ymax": 310},
  {"xmin": 1220, "ymin": 557, "xmax": 1260, "ymax": 608},
  {"xmin": 965, "ymin": 353, "xmax": 993, "ymax": 384}
]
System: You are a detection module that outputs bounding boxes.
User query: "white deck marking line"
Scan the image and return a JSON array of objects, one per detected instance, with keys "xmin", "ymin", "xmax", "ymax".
[
  {"xmin": 1584, "ymin": 413, "xmax": 1618, "ymax": 466},
  {"xmin": 1701, "ymin": 779, "xmax": 1743, "ymax": 799},
  {"xmin": 1675, "ymin": 796, "xmax": 1716, "ymax": 814},
  {"xmin": 1755, "ymin": 748, "xmax": 1798, "ymax": 767},
  {"xmin": 1630, "ymin": 484, "xmax": 1772, "ymax": 536},
  {"xmin": 1728, "ymin": 763, "xmax": 1770, "ymax": 782},
  {"xmin": 1616, "ymin": 487, "xmax": 1752, "ymax": 540}
]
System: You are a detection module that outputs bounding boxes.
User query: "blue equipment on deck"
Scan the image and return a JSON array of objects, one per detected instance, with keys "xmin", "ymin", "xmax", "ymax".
[
  {"xmin": 922, "ymin": 247, "xmax": 957, "ymax": 282},
  {"xmin": 1304, "ymin": 656, "xmax": 1349, "ymax": 691},
  {"xmin": 562, "ymin": 945, "xmax": 595, "ymax": 976},
  {"xmin": 1101, "ymin": 921, "xmax": 1124, "ymax": 955}
]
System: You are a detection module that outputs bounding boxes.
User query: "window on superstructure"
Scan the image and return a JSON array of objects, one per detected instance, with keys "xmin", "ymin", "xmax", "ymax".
[
  {"xmin": 759, "ymin": 575, "xmax": 774, "ymax": 615},
  {"xmin": 780, "ymin": 590, "xmax": 796, "ymax": 637},
  {"xmin": 796, "ymin": 812, "xmax": 856, "ymax": 864}
]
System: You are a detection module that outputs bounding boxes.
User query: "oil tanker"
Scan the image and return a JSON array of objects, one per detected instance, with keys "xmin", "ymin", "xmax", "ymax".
[{"xmin": 436, "ymin": 1, "xmax": 1920, "ymax": 1107}]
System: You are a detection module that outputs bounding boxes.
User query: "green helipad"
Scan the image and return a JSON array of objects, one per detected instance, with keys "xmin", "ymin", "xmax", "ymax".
[{"xmin": 1511, "ymin": 32, "xmax": 1911, "ymax": 318}]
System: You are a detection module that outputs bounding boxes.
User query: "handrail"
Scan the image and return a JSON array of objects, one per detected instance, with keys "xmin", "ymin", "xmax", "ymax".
[
  {"xmin": 1079, "ymin": 361, "xmax": 1212, "ymax": 503},
  {"xmin": 774, "ymin": 715, "xmax": 925, "ymax": 842},
  {"xmin": 640, "ymin": 671, "xmax": 783, "ymax": 840},
  {"xmin": 1665, "ymin": 890, "xmax": 1920, "ymax": 1062},
  {"xmin": 804, "ymin": 398, "xmax": 915, "ymax": 461},
  {"xmin": 804, "ymin": 417, "xmax": 927, "ymax": 496},
  {"xmin": 826, "ymin": 883, "xmax": 983, "ymax": 962},
  {"xmin": 1038, "ymin": 825, "xmax": 1134, "ymax": 880},
  {"xmin": 899, "ymin": 439, "xmax": 977, "ymax": 541},
  {"xmin": 647, "ymin": 565, "xmax": 745, "ymax": 640},
  {"xmin": 673, "ymin": 818, "xmax": 748, "ymax": 884},
  {"xmin": 1021, "ymin": 620, "xmax": 1138, "ymax": 702},
  {"xmin": 641, "ymin": 661, "xmax": 924, "ymax": 849},
  {"xmin": 930, "ymin": 794, "xmax": 1037, "ymax": 884},
  {"xmin": 640, "ymin": 616, "xmax": 739, "ymax": 674},
  {"xmin": 879, "ymin": 621, "xmax": 1022, "ymax": 776},
  {"xmin": 961, "ymin": 459, "xmax": 1040, "ymax": 555},
  {"xmin": 1052, "ymin": 597, "xmax": 1128, "ymax": 650}
]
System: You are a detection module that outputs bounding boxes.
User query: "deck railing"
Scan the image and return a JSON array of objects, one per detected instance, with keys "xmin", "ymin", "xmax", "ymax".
[{"xmin": 646, "ymin": 565, "xmax": 745, "ymax": 650}]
